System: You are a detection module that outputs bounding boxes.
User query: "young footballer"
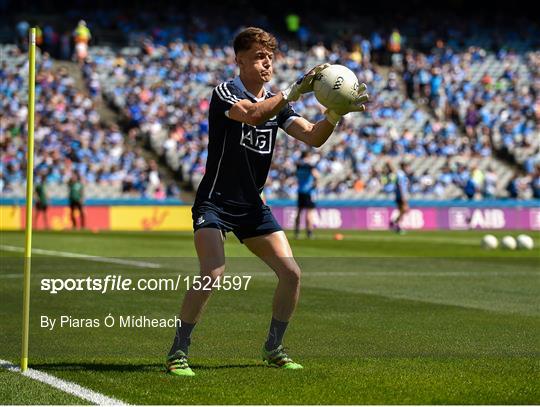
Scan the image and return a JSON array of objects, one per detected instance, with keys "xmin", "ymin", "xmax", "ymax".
[{"xmin": 166, "ymin": 27, "xmax": 369, "ymax": 376}]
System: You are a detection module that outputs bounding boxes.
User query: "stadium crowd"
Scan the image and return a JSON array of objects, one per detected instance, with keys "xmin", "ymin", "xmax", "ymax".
[
  {"xmin": 0, "ymin": 45, "xmax": 179, "ymax": 199},
  {"xmin": 86, "ymin": 33, "xmax": 539, "ymax": 200},
  {"xmin": 2, "ymin": 11, "xmax": 539, "ymax": 200}
]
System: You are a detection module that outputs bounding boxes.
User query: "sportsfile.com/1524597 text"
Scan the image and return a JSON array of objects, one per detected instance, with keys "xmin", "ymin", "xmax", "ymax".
[{"xmin": 40, "ymin": 274, "xmax": 252, "ymax": 294}]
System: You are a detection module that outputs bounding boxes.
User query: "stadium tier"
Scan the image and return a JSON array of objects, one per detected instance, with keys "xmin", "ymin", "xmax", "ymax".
[
  {"xmin": 1, "ymin": 17, "xmax": 539, "ymax": 201},
  {"xmin": 1, "ymin": 44, "xmax": 180, "ymax": 199}
]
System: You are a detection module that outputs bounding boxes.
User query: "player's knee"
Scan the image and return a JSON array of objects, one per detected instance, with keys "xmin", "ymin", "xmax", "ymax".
[
  {"xmin": 279, "ymin": 264, "xmax": 301, "ymax": 286},
  {"xmin": 199, "ymin": 265, "xmax": 225, "ymax": 290}
]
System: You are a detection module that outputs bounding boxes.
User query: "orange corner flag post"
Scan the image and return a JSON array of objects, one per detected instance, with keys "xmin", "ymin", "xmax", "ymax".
[{"xmin": 21, "ymin": 27, "xmax": 37, "ymax": 372}]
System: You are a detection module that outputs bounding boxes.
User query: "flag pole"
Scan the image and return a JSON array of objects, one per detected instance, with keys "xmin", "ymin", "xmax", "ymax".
[{"xmin": 21, "ymin": 27, "xmax": 37, "ymax": 373}]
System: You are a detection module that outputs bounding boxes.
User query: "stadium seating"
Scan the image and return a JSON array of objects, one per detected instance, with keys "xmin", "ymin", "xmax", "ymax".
[
  {"xmin": 2, "ymin": 17, "xmax": 538, "ymax": 201},
  {"xmin": 86, "ymin": 39, "xmax": 538, "ymax": 201},
  {"xmin": 0, "ymin": 44, "xmax": 179, "ymax": 199}
]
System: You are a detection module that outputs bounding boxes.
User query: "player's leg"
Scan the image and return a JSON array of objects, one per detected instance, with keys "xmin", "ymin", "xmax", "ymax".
[
  {"xmin": 69, "ymin": 203, "xmax": 77, "ymax": 229},
  {"xmin": 43, "ymin": 207, "xmax": 49, "ymax": 230},
  {"xmin": 33, "ymin": 206, "xmax": 39, "ymax": 228},
  {"xmin": 78, "ymin": 203, "xmax": 86, "ymax": 229},
  {"xmin": 294, "ymin": 207, "xmax": 303, "ymax": 239},
  {"xmin": 243, "ymin": 231, "xmax": 303, "ymax": 369},
  {"xmin": 167, "ymin": 228, "xmax": 225, "ymax": 376},
  {"xmin": 305, "ymin": 208, "xmax": 314, "ymax": 239},
  {"xmin": 394, "ymin": 201, "xmax": 409, "ymax": 233},
  {"xmin": 180, "ymin": 228, "xmax": 225, "ymax": 323}
]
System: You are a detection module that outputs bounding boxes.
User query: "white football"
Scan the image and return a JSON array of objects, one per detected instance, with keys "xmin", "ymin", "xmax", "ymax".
[
  {"xmin": 516, "ymin": 234, "xmax": 534, "ymax": 250},
  {"xmin": 313, "ymin": 64, "xmax": 361, "ymax": 113},
  {"xmin": 481, "ymin": 234, "xmax": 498, "ymax": 250},
  {"xmin": 501, "ymin": 236, "xmax": 517, "ymax": 250}
]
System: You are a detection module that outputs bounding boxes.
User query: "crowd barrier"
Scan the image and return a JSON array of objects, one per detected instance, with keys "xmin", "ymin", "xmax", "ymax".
[{"xmin": 1, "ymin": 199, "xmax": 539, "ymax": 231}]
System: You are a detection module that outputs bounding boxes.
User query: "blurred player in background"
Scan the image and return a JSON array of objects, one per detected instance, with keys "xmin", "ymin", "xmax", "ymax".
[
  {"xmin": 294, "ymin": 151, "xmax": 319, "ymax": 239},
  {"xmin": 389, "ymin": 161, "xmax": 410, "ymax": 234},
  {"xmin": 166, "ymin": 27, "xmax": 369, "ymax": 376},
  {"xmin": 34, "ymin": 174, "xmax": 49, "ymax": 230},
  {"xmin": 68, "ymin": 173, "xmax": 85, "ymax": 229}
]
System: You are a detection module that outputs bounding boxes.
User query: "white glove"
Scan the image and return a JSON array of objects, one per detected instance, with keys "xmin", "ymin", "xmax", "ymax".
[
  {"xmin": 325, "ymin": 83, "xmax": 370, "ymax": 125},
  {"xmin": 282, "ymin": 63, "xmax": 331, "ymax": 102}
]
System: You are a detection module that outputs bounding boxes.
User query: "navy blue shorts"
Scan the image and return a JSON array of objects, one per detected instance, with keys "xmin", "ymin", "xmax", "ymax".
[
  {"xmin": 297, "ymin": 192, "xmax": 315, "ymax": 209},
  {"xmin": 192, "ymin": 200, "xmax": 282, "ymax": 243}
]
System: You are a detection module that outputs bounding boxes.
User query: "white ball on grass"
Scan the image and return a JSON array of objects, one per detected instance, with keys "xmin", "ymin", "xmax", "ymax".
[
  {"xmin": 516, "ymin": 234, "xmax": 534, "ymax": 250},
  {"xmin": 481, "ymin": 234, "xmax": 498, "ymax": 250},
  {"xmin": 501, "ymin": 236, "xmax": 517, "ymax": 250}
]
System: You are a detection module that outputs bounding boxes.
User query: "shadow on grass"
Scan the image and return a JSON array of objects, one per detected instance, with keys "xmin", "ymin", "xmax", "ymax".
[{"xmin": 31, "ymin": 362, "xmax": 264, "ymax": 372}]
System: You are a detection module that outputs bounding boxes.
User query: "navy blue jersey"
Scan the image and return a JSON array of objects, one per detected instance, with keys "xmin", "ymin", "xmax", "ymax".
[
  {"xmin": 297, "ymin": 162, "xmax": 315, "ymax": 195},
  {"xmin": 196, "ymin": 77, "xmax": 300, "ymax": 208}
]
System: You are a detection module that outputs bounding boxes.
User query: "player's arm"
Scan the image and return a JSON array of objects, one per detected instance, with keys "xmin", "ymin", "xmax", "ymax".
[
  {"xmin": 284, "ymin": 116, "xmax": 336, "ymax": 148},
  {"xmin": 285, "ymin": 84, "xmax": 369, "ymax": 148},
  {"xmin": 228, "ymin": 63, "xmax": 330, "ymax": 126},
  {"xmin": 312, "ymin": 167, "xmax": 320, "ymax": 187},
  {"xmin": 228, "ymin": 94, "xmax": 287, "ymax": 126}
]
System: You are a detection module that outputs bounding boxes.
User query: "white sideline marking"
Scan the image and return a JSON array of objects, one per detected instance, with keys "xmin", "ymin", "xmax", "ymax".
[
  {"xmin": 0, "ymin": 245, "xmax": 162, "ymax": 269},
  {"xmin": 1, "ymin": 270, "xmax": 536, "ymax": 280},
  {"xmin": 233, "ymin": 270, "xmax": 540, "ymax": 277},
  {"xmin": 0, "ymin": 359, "xmax": 127, "ymax": 405}
]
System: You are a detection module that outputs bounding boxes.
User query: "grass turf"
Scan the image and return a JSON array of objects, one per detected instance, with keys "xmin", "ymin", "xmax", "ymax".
[{"xmin": 0, "ymin": 229, "xmax": 539, "ymax": 404}]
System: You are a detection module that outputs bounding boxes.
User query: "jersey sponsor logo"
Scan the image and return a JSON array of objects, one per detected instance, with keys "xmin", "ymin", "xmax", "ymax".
[{"xmin": 240, "ymin": 124, "xmax": 272, "ymax": 154}]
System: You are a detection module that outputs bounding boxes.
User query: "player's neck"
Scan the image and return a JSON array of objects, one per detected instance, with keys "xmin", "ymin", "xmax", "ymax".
[{"xmin": 239, "ymin": 74, "xmax": 265, "ymax": 99}]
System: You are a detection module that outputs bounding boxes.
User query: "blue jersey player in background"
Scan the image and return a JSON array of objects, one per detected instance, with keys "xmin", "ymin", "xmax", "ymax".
[
  {"xmin": 295, "ymin": 151, "xmax": 319, "ymax": 239},
  {"xmin": 166, "ymin": 27, "xmax": 369, "ymax": 376},
  {"xmin": 389, "ymin": 161, "xmax": 411, "ymax": 234}
]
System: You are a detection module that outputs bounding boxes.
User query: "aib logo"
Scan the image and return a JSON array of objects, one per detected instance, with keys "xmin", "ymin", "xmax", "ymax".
[{"xmin": 333, "ymin": 76, "xmax": 344, "ymax": 90}]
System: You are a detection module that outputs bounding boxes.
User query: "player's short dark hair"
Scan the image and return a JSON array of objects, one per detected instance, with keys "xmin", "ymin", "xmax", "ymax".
[{"xmin": 233, "ymin": 27, "xmax": 277, "ymax": 55}]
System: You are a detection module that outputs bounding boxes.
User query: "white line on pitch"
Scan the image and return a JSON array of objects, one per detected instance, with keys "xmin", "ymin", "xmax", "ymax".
[
  {"xmin": 0, "ymin": 245, "xmax": 162, "ymax": 269},
  {"xmin": 229, "ymin": 270, "xmax": 539, "ymax": 277},
  {"xmin": 0, "ymin": 359, "xmax": 128, "ymax": 405},
  {"xmin": 1, "ymin": 270, "xmax": 536, "ymax": 280}
]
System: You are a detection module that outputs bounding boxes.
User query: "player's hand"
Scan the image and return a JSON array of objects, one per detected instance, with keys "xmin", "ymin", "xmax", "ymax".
[
  {"xmin": 282, "ymin": 63, "xmax": 331, "ymax": 102},
  {"xmin": 325, "ymin": 83, "xmax": 369, "ymax": 125}
]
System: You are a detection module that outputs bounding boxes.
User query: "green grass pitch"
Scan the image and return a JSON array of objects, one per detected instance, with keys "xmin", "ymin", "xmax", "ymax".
[{"xmin": 1, "ymin": 229, "xmax": 539, "ymax": 404}]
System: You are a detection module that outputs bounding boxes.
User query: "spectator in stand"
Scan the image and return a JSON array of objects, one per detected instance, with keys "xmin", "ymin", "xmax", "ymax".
[
  {"xmin": 483, "ymin": 166, "xmax": 497, "ymax": 199},
  {"xmin": 73, "ymin": 20, "xmax": 91, "ymax": 65},
  {"xmin": 506, "ymin": 174, "xmax": 521, "ymax": 199},
  {"xmin": 16, "ymin": 20, "xmax": 29, "ymax": 51},
  {"xmin": 387, "ymin": 28, "xmax": 402, "ymax": 67}
]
